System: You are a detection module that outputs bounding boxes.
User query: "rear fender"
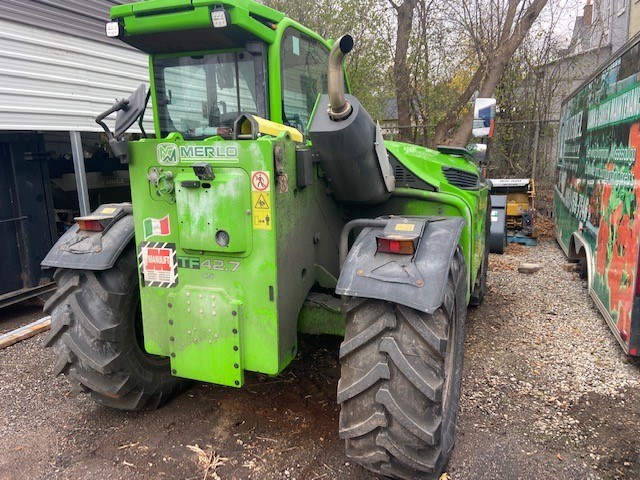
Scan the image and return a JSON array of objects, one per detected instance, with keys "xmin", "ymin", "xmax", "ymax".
[
  {"xmin": 336, "ymin": 217, "xmax": 465, "ymax": 314},
  {"xmin": 41, "ymin": 203, "xmax": 134, "ymax": 271}
]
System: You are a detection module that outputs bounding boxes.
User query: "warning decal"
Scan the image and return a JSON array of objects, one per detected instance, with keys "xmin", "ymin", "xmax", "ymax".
[
  {"xmin": 253, "ymin": 211, "xmax": 271, "ymax": 230},
  {"xmin": 138, "ymin": 242, "xmax": 178, "ymax": 288},
  {"xmin": 251, "ymin": 171, "xmax": 270, "ymax": 191},
  {"xmin": 252, "ymin": 192, "xmax": 270, "ymax": 210},
  {"xmin": 394, "ymin": 223, "xmax": 415, "ymax": 232},
  {"xmin": 250, "ymin": 171, "xmax": 272, "ymax": 230}
]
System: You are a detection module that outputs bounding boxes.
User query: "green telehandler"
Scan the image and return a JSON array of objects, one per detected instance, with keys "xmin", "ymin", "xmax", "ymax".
[{"xmin": 41, "ymin": 1, "xmax": 490, "ymax": 478}]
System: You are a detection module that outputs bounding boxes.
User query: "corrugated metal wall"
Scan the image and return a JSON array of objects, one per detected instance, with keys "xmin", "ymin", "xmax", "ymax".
[
  {"xmin": 0, "ymin": 0, "xmax": 151, "ymax": 132},
  {"xmin": 0, "ymin": 0, "xmax": 126, "ymax": 44}
]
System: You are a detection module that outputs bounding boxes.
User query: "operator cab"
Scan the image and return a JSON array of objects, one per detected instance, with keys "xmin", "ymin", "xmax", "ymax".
[{"xmin": 109, "ymin": 1, "xmax": 331, "ymax": 139}]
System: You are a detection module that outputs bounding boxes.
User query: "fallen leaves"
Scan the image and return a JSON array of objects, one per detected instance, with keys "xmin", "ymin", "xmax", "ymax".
[
  {"xmin": 489, "ymin": 257, "xmax": 517, "ymax": 271},
  {"xmin": 533, "ymin": 213, "xmax": 555, "ymax": 238},
  {"xmin": 506, "ymin": 243, "xmax": 529, "ymax": 255},
  {"xmin": 187, "ymin": 444, "xmax": 229, "ymax": 480}
]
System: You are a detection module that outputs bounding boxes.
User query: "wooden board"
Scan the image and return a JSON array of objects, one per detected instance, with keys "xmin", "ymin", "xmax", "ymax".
[{"xmin": 0, "ymin": 316, "xmax": 51, "ymax": 349}]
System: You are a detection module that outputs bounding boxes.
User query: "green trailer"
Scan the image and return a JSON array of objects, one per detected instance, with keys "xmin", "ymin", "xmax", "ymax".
[{"xmin": 41, "ymin": 1, "xmax": 490, "ymax": 478}]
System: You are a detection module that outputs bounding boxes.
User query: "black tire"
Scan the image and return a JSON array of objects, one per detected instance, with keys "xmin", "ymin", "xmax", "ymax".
[
  {"xmin": 470, "ymin": 197, "xmax": 491, "ymax": 307},
  {"xmin": 577, "ymin": 257, "xmax": 588, "ymax": 280},
  {"xmin": 338, "ymin": 249, "xmax": 467, "ymax": 480},
  {"xmin": 469, "ymin": 249, "xmax": 487, "ymax": 307},
  {"xmin": 43, "ymin": 245, "xmax": 186, "ymax": 410}
]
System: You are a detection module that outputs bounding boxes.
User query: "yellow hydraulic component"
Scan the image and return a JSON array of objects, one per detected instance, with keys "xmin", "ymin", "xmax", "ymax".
[
  {"xmin": 505, "ymin": 181, "xmax": 534, "ymax": 228},
  {"xmin": 234, "ymin": 113, "xmax": 304, "ymax": 143}
]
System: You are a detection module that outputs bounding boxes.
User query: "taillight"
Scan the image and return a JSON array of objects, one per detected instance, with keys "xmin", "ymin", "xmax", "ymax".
[
  {"xmin": 376, "ymin": 237, "xmax": 416, "ymax": 255},
  {"xmin": 374, "ymin": 219, "xmax": 424, "ymax": 255},
  {"xmin": 77, "ymin": 219, "xmax": 104, "ymax": 232}
]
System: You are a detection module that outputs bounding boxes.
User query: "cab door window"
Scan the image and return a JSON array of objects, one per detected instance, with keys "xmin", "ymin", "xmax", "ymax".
[{"xmin": 280, "ymin": 30, "xmax": 329, "ymax": 131}]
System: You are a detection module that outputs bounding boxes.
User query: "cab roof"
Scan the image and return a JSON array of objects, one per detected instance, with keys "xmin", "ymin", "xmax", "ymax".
[{"xmin": 110, "ymin": 0, "xmax": 286, "ymax": 54}]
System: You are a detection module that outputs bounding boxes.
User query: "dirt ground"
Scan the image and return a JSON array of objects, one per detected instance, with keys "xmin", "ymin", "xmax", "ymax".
[{"xmin": 0, "ymin": 239, "xmax": 639, "ymax": 480}]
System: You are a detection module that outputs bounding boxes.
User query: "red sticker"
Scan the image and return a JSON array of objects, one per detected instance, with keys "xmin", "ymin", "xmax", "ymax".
[
  {"xmin": 138, "ymin": 242, "xmax": 178, "ymax": 288},
  {"xmin": 251, "ymin": 171, "xmax": 270, "ymax": 191},
  {"xmin": 146, "ymin": 248, "xmax": 172, "ymax": 271}
]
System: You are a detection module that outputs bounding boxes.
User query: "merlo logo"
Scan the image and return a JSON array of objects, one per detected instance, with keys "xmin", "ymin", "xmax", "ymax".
[{"xmin": 157, "ymin": 143, "xmax": 179, "ymax": 165}]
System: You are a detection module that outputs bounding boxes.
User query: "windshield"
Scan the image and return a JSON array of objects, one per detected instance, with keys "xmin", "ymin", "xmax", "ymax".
[{"xmin": 154, "ymin": 50, "xmax": 266, "ymax": 139}]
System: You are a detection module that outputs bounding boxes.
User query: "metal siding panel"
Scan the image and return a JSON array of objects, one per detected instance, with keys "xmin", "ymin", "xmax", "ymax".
[
  {"xmin": 0, "ymin": 0, "xmax": 127, "ymax": 44},
  {"xmin": 0, "ymin": 18, "xmax": 153, "ymax": 132}
]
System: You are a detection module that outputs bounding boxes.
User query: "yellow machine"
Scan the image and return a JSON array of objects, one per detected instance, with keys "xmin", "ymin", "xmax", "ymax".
[{"xmin": 489, "ymin": 178, "xmax": 535, "ymax": 236}]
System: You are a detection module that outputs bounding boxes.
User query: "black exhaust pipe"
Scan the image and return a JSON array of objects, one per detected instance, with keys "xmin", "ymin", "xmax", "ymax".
[{"xmin": 308, "ymin": 35, "xmax": 394, "ymax": 204}]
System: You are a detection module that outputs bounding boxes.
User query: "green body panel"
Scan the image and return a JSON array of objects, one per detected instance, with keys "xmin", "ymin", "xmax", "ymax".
[
  {"xmin": 130, "ymin": 137, "xmax": 283, "ymax": 385},
  {"xmin": 129, "ymin": 133, "xmax": 343, "ymax": 385},
  {"xmin": 166, "ymin": 286, "xmax": 242, "ymax": 385},
  {"xmin": 384, "ymin": 142, "xmax": 489, "ymax": 295},
  {"xmin": 110, "ymin": 0, "xmax": 488, "ymax": 385},
  {"xmin": 175, "ymin": 168, "xmax": 252, "ymax": 253},
  {"xmin": 112, "ymin": 0, "xmax": 283, "ymax": 42}
]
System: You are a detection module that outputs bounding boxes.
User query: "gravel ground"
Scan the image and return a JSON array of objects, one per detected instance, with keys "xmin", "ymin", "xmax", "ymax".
[
  {"xmin": 451, "ymin": 240, "xmax": 640, "ymax": 479},
  {"xmin": 0, "ymin": 238, "xmax": 638, "ymax": 479}
]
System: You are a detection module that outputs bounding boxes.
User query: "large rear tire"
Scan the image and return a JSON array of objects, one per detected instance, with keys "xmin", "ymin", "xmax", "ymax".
[
  {"xmin": 469, "ymin": 247, "xmax": 488, "ymax": 307},
  {"xmin": 470, "ymin": 198, "xmax": 491, "ymax": 307},
  {"xmin": 338, "ymin": 249, "xmax": 466, "ymax": 480},
  {"xmin": 43, "ymin": 245, "xmax": 186, "ymax": 410}
]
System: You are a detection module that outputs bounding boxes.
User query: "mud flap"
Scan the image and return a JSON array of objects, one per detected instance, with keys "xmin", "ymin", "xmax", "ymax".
[
  {"xmin": 41, "ymin": 203, "xmax": 134, "ymax": 270},
  {"xmin": 336, "ymin": 217, "xmax": 465, "ymax": 314}
]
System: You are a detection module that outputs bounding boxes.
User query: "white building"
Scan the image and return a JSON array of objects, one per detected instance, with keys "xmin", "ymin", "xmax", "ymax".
[{"xmin": 0, "ymin": 0, "xmax": 148, "ymax": 306}]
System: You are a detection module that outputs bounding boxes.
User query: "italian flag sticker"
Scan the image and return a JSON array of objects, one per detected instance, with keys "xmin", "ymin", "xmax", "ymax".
[{"xmin": 143, "ymin": 215, "xmax": 170, "ymax": 240}]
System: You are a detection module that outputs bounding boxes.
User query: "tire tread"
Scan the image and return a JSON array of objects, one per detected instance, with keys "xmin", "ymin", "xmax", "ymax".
[
  {"xmin": 338, "ymin": 250, "xmax": 466, "ymax": 480},
  {"xmin": 44, "ymin": 246, "xmax": 185, "ymax": 410}
]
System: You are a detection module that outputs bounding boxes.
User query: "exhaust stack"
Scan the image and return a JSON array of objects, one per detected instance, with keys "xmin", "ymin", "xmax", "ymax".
[
  {"xmin": 308, "ymin": 35, "xmax": 394, "ymax": 205},
  {"xmin": 328, "ymin": 35, "xmax": 354, "ymax": 121}
]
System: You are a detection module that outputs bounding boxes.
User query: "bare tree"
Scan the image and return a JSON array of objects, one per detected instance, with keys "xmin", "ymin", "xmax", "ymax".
[
  {"xmin": 262, "ymin": 0, "xmax": 391, "ymax": 119},
  {"xmin": 432, "ymin": 0, "xmax": 550, "ymax": 146},
  {"xmin": 389, "ymin": 0, "xmax": 419, "ymax": 140}
]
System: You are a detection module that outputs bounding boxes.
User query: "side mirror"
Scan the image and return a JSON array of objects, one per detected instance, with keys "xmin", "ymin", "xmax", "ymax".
[
  {"xmin": 466, "ymin": 143, "xmax": 487, "ymax": 166},
  {"xmin": 472, "ymin": 98, "xmax": 496, "ymax": 138},
  {"xmin": 115, "ymin": 84, "xmax": 148, "ymax": 136},
  {"xmin": 94, "ymin": 84, "xmax": 148, "ymax": 162}
]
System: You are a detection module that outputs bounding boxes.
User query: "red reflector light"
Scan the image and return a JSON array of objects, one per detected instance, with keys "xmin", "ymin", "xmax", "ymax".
[
  {"xmin": 376, "ymin": 237, "xmax": 415, "ymax": 255},
  {"xmin": 630, "ymin": 348, "xmax": 638, "ymax": 356},
  {"xmin": 77, "ymin": 219, "xmax": 104, "ymax": 232}
]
